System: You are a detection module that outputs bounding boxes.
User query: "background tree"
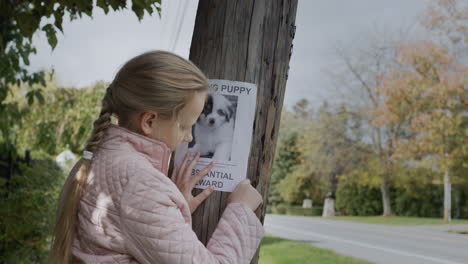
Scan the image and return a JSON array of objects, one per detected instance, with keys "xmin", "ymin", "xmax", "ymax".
[
  {"xmin": 278, "ymin": 103, "xmax": 368, "ymax": 212},
  {"xmin": 0, "ymin": 159, "xmax": 64, "ymax": 263},
  {"xmin": 326, "ymin": 29, "xmax": 406, "ymax": 216},
  {"xmin": 374, "ymin": 40, "xmax": 467, "ymax": 222},
  {"xmin": 9, "ymin": 74, "xmax": 107, "ymax": 158},
  {"xmin": 268, "ymin": 0, "xmax": 467, "ymax": 220},
  {"xmin": 292, "ymin": 98, "xmax": 311, "ymax": 119},
  {"xmin": 0, "ymin": 77, "xmax": 108, "ymax": 262},
  {"xmin": 0, "ymin": 0, "xmax": 161, "ymax": 159},
  {"xmin": 421, "ymin": 0, "xmax": 468, "ymax": 57},
  {"xmin": 268, "ymin": 131, "xmax": 300, "ymax": 206},
  {"xmin": 372, "ymin": 0, "xmax": 467, "ymax": 222},
  {"xmin": 272, "ymin": 100, "xmax": 317, "ymax": 204}
]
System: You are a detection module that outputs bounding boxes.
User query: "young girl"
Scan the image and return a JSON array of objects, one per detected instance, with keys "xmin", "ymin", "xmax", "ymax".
[{"xmin": 48, "ymin": 51, "xmax": 264, "ymax": 263}]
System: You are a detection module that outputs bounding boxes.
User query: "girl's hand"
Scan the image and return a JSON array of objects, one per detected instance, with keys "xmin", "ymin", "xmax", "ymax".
[
  {"xmin": 171, "ymin": 152, "xmax": 216, "ymax": 214},
  {"xmin": 227, "ymin": 179, "xmax": 263, "ymax": 212}
]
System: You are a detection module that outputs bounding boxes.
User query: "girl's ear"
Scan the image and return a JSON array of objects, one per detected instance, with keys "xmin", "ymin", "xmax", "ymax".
[{"xmin": 140, "ymin": 111, "xmax": 158, "ymax": 136}]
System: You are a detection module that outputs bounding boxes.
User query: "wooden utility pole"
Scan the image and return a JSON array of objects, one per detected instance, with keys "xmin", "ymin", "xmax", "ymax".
[{"xmin": 189, "ymin": 0, "xmax": 298, "ymax": 263}]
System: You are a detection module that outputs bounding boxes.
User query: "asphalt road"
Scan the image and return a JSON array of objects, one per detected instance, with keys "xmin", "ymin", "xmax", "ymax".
[{"xmin": 264, "ymin": 214, "xmax": 468, "ymax": 264}]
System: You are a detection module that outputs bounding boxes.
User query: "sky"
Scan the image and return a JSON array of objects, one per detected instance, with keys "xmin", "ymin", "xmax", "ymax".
[{"xmin": 27, "ymin": 0, "xmax": 430, "ymax": 109}]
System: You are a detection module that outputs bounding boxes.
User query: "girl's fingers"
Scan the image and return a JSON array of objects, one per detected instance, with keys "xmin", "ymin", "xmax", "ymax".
[
  {"xmin": 190, "ymin": 186, "xmax": 215, "ymax": 213},
  {"xmin": 171, "ymin": 163, "xmax": 179, "ymax": 183},
  {"xmin": 189, "ymin": 161, "xmax": 215, "ymax": 187},
  {"xmin": 183, "ymin": 152, "xmax": 200, "ymax": 180},
  {"xmin": 177, "ymin": 153, "xmax": 191, "ymax": 182}
]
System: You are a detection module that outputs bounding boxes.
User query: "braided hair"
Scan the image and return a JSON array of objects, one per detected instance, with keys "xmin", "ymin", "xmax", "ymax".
[{"xmin": 48, "ymin": 87, "xmax": 114, "ymax": 263}]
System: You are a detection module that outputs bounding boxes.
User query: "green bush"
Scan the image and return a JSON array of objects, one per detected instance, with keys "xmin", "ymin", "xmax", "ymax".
[
  {"xmin": 392, "ymin": 183, "xmax": 443, "ymax": 217},
  {"xmin": 286, "ymin": 205, "xmax": 323, "ymax": 217},
  {"xmin": 268, "ymin": 132, "xmax": 301, "ymax": 207},
  {"xmin": 335, "ymin": 180, "xmax": 382, "ymax": 216},
  {"xmin": 274, "ymin": 203, "xmax": 288, "ymax": 215},
  {"xmin": 0, "ymin": 159, "xmax": 64, "ymax": 263},
  {"xmin": 335, "ymin": 176, "xmax": 468, "ymax": 218},
  {"xmin": 270, "ymin": 204, "xmax": 323, "ymax": 216},
  {"xmin": 393, "ymin": 183, "xmax": 468, "ymax": 218},
  {"xmin": 455, "ymin": 187, "xmax": 468, "ymax": 219}
]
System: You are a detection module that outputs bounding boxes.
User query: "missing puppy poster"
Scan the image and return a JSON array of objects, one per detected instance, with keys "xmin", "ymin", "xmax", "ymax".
[{"xmin": 175, "ymin": 79, "xmax": 257, "ymax": 192}]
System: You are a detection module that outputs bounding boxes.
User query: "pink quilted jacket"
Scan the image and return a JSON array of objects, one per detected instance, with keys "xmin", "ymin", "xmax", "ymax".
[{"xmin": 72, "ymin": 124, "xmax": 265, "ymax": 263}]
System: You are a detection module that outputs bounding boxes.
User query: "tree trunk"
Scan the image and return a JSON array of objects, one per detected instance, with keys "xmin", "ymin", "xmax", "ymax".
[
  {"xmin": 188, "ymin": 1, "xmax": 298, "ymax": 263},
  {"xmin": 444, "ymin": 168, "xmax": 451, "ymax": 222},
  {"xmin": 380, "ymin": 179, "xmax": 392, "ymax": 216},
  {"xmin": 375, "ymin": 127, "xmax": 393, "ymax": 217},
  {"xmin": 454, "ymin": 188, "xmax": 460, "ymax": 219}
]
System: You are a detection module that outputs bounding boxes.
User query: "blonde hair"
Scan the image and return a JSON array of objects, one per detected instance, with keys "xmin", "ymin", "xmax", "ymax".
[{"xmin": 48, "ymin": 50, "xmax": 208, "ymax": 263}]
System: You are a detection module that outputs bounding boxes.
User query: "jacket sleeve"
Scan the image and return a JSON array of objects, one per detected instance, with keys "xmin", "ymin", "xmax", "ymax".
[{"xmin": 119, "ymin": 169, "xmax": 265, "ymax": 264}]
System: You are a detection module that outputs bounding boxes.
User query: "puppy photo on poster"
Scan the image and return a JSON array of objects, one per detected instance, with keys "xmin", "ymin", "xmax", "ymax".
[{"xmin": 188, "ymin": 94, "xmax": 238, "ymax": 162}]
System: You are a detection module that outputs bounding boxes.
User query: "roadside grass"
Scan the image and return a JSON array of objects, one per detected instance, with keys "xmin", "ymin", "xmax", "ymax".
[
  {"xmin": 259, "ymin": 234, "xmax": 373, "ymax": 264},
  {"xmin": 329, "ymin": 216, "xmax": 468, "ymax": 225}
]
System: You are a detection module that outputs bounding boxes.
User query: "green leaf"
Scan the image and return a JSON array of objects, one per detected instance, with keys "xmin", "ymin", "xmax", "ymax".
[
  {"xmin": 0, "ymin": 84, "xmax": 7, "ymax": 102},
  {"xmin": 109, "ymin": 0, "xmax": 123, "ymax": 10},
  {"xmin": 35, "ymin": 91, "xmax": 45, "ymax": 105},
  {"xmin": 16, "ymin": 13, "xmax": 41, "ymax": 39},
  {"xmin": 156, "ymin": 5, "xmax": 162, "ymax": 17},
  {"xmin": 0, "ymin": 34, "xmax": 3, "ymax": 54},
  {"xmin": 132, "ymin": 0, "xmax": 145, "ymax": 20},
  {"xmin": 54, "ymin": 9, "xmax": 64, "ymax": 33},
  {"xmin": 26, "ymin": 91, "xmax": 34, "ymax": 105},
  {"xmin": 84, "ymin": 4, "xmax": 93, "ymax": 17},
  {"xmin": 97, "ymin": 0, "xmax": 110, "ymax": 14},
  {"xmin": 21, "ymin": 52, "xmax": 30, "ymax": 66},
  {"xmin": 42, "ymin": 24, "xmax": 57, "ymax": 50}
]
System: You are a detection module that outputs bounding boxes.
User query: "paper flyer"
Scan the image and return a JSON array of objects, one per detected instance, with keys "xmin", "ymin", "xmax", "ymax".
[{"xmin": 175, "ymin": 79, "xmax": 257, "ymax": 192}]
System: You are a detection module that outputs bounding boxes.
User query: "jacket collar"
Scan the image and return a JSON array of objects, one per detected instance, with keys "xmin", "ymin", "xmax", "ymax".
[{"xmin": 100, "ymin": 124, "xmax": 172, "ymax": 175}]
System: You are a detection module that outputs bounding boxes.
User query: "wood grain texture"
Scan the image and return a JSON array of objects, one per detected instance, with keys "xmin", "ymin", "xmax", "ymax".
[{"xmin": 188, "ymin": 0, "xmax": 298, "ymax": 263}]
